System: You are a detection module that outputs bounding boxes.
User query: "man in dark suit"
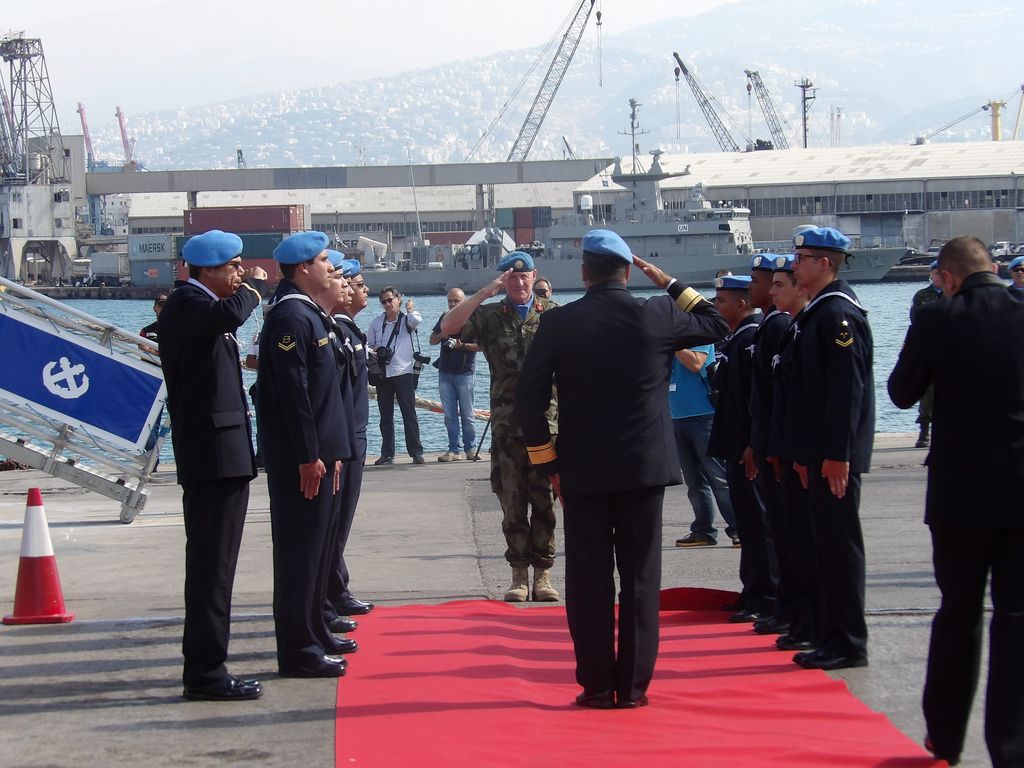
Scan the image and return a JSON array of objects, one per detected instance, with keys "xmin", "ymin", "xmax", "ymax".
[
  {"xmin": 158, "ymin": 230, "xmax": 266, "ymax": 701},
  {"xmin": 889, "ymin": 235, "xmax": 1024, "ymax": 768},
  {"xmin": 517, "ymin": 229, "xmax": 727, "ymax": 709},
  {"xmin": 257, "ymin": 232, "xmax": 358, "ymax": 678}
]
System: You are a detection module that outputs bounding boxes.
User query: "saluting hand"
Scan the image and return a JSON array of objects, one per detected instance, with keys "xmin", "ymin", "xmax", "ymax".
[
  {"xmin": 632, "ymin": 255, "xmax": 671, "ymax": 288},
  {"xmin": 481, "ymin": 269, "xmax": 512, "ymax": 299},
  {"xmin": 821, "ymin": 459, "xmax": 850, "ymax": 499},
  {"xmin": 247, "ymin": 266, "xmax": 268, "ymax": 281},
  {"xmin": 299, "ymin": 459, "xmax": 327, "ymax": 499}
]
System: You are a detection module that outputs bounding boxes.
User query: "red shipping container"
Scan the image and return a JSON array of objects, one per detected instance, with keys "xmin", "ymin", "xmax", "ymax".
[
  {"xmin": 516, "ymin": 226, "xmax": 535, "ymax": 246},
  {"xmin": 240, "ymin": 257, "xmax": 282, "ymax": 286},
  {"xmin": 184, "ymin": 205, "xmax": 306, "ymax": 235},
  {"xmin": 514, "ymin": 207, "xmax": 533, "ymax": 228}
]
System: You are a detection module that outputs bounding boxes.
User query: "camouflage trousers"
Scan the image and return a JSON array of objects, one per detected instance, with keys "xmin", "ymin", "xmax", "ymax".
[{"xmin": 490, "ymin": 426, "xmax": 557, "ymax": 569}]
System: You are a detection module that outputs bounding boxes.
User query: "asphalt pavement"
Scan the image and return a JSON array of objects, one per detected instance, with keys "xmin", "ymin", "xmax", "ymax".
[{"xmin": 0, "ymin": 434, "xmax": 991, "ymax": 767}]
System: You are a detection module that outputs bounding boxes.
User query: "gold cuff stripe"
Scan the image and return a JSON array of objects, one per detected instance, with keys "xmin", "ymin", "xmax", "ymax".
[
  {"xmin": 526, "ymin": 441, "xmax": 558, "ymax": 465},
  {"xmin": 677, "ymin": 287, "xmax": 704, "ymax": 313}
]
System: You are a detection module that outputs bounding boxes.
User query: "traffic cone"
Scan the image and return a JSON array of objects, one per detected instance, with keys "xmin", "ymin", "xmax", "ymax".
[{"xmin": 3, "ymin": 488, "xmax": 74, "ymax": 625}]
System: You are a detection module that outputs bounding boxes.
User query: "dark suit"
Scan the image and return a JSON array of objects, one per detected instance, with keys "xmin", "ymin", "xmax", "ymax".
[
  {"xmin": 256, "ymin": 282, "xmax": 357, "ymax": 673},
  {"xmin": 889, "ymin": 270, "xmax": 1024, "ymax": 767},
  {"xmin": 517, "ymin": 280, "xmax": 727, "ymax": 702},
  {"xmin": 158, "ymin": 277, "xmax": 262, "ymax": 687}
]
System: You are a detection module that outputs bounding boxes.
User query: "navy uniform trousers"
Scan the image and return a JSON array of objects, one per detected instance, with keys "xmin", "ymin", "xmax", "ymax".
[
  {"xmin": 779, "ymin": 465, "xmax": 822, "ymax": 644},
  {"xmin": 807, "ymin": 469, "xmax": 867, "ymax": 659},
  {"xmin": 326, "ymin": 437, "xmax": 367, "ymax": 614},
  {"xmin": 269, "ymin": 470, "xmax": 344, "ymax": 672},
  {"xmin": 562, "ymin": 486, "xmax": 663, "ymax": 703},
  {"xmin": 756, "ymin": 458, "xmax": 795, "ymax": 626},
  {"xmin": 725, "ymin": 462, "xmax": 777, "ymax": 614},
  {"xmin": 181, "ymin": 478, "xmax": 249, "ymax": 687}
]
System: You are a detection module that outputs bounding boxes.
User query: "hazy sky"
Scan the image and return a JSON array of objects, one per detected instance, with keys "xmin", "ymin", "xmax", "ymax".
[{"xmin": 8, "ymin": 0, "xmax": 737, "ymax": 133}]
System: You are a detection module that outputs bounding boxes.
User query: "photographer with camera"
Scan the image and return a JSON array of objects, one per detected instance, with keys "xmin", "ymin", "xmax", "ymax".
[
  {"xmin": 430, "ymin": 288, "xmax": 480, "ymax": 462},
  {"xmin": 367, "ymin": 286, "xmax": 426, "ymax": 465}
]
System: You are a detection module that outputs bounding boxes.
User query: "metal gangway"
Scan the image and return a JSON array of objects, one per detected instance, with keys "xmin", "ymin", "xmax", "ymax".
[{"xmin": 0, "ymin": 278, "xmax": 166, "ymax": 523}]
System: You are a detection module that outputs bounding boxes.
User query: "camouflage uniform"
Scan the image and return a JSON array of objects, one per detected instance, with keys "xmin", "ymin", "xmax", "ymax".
[{"xmin": 463, "ymin": 294, "xmax": 559, "ymax": 569}]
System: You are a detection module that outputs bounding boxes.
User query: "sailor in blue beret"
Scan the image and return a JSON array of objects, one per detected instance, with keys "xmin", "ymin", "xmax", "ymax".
[
  {"xmin": 772, "ymin": 254, "xmax": 796, "ymax": 272},
  {"xmin": 714, "ymin": 274, "xmax": 752, "ymax": 290},
  {"xmin": 182, "ymin": 229, "xmax": 243, "ymax": 267},
  {"xmin": 496, "ymin": 251, "xmax": 535, "ymax": 273},
  {"xmin": 792, "ymin": 226, "xmax": 852, "ymax": 256},
  {"xmin": 273, "ymin": 230, "xmax": 331, "ymax": 265},
  {"xmin": 341, "ymin": 259, "xmax": 362, "ymax": 278},
  {"xmin": 326, "ymin": 249, "xmax": 346, "ymax": 271},
  {"xmin": 1008, "ymin": 255, "xmax": 1024, "ymax": 296},
  {"xmin": 582, "ymin": 229, "xmax": 634, "ymax": 263},
  {"xmin": 1008, "ymin": 255, "xmax": 1024, "ymax": 271}
]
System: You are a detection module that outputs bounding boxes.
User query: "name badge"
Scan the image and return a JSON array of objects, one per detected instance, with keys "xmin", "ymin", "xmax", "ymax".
[{"xmin": 318, "ymin": 336, "xmax": 329, "ymax": 347}]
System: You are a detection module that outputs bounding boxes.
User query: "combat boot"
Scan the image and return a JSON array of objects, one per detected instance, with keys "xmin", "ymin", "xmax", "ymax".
[
  {"xmin": 915, "ymin": 422, "xmax": 930, "ymax": 448},
  {"xmin": 504, "ymin": 567, "xmax": 530, "ymax": 602},
  {"xmin": 531, "ymin": 568, "xmax": 560, "ymax": 602}
]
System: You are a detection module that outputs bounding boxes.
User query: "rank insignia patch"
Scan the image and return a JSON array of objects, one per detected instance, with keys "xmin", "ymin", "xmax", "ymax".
[
  {"xmin": 834, "ymin": 320, "xmax": 854, "ymax": 348},
  {"xmin": 277, "ymin": 335, "xmax": 297, "ymax": 352},
  {"xmin": 318, "ymin": 336, "xmax": 329, "ymax": 347}
]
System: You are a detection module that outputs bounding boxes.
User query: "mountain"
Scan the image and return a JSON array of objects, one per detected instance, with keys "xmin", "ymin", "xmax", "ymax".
[{"xmin": 87, "ymin": 0, "xmax": 1022, "ymax": 171}]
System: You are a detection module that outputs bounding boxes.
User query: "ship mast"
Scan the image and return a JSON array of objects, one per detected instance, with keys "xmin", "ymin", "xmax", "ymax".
[{"xmin": 618, "ymin": 98, "xmax": 650, "ymax": 174}]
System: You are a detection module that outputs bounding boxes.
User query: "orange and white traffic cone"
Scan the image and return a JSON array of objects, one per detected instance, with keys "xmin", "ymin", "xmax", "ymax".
[{"xmin": 3, "ymin": 488, "xmax": 74, "ymax": 625}]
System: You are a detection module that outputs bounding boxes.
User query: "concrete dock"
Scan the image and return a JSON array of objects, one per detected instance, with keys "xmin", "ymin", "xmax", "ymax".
[{"xmin": 0, "ymin": 434, "xmax": 989, "ymax": 767}]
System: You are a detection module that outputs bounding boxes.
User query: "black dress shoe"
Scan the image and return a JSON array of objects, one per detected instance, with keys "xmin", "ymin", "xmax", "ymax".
[
  {"xmin": 721, "ymin": 600, "xmax": 745, "ymax": 612},
  {"xmin": 334, "ymin": 596, "xmax": 375, "ymax": 616},
  {"xmin": 729, "ymin": 608, "xmax": 762, "ymax": 623},
  {"xmin": 183, "ymin": 674, "xmax": 263, "ymax": 701},
  {"xmin": 776, "ymin": 634, "xmax": 815, "ymax": 651},
  {"xmin": 753, "ymin": 617, "xmax": 790, "ymax": 635},
  {"xmin": 325, "ymin": 637, "xmax": 359, "ymax": 655},
  {"xmin": 329, "ymin": 616, "xmax": 359, "ymax": 633},
  {"xmin": 924, "ymin": 735, "xmax": 959, "ymax": 766},
  {"xmin": 616, "ymin": 694, "xmax": 649, "ymax": 709},
  {"xmin": 279, "ymin": 655, "xmax": 347, "ymax": 678},
  {"xmin": 373, "ymin": 456, "xmax": 393, "ymax": 466},
  {"xmin": 575, "ymin": 690, "xmax": 615, "ymax": 709},
  {"xmin": 796, "ymin": 650, "xmax": 868, "ymax": 670}
]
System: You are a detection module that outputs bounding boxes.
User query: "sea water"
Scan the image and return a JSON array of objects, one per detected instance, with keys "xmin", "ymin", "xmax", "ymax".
[{"xmin": 59, "ymin": 280, "xmax": 928, "ymax": 463}]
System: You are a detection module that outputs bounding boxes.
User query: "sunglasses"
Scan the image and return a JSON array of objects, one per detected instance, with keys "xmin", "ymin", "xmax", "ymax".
[{"xmin": 1013, "ymin": 268, "xmax": 1024, "ymax": 274}]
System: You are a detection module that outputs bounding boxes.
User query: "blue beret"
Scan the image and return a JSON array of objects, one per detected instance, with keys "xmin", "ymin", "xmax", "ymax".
[
  {"xmin": 273, "ymin": 231, "xmax": 330, "ymax": 265},
  {"xmin": 181, "ymin": 230, "xmax": 243, "ymax": 267},
  {"xmin": 715, "ymin": 275, "xmax": 753, "ymax": 290},
  {"xmin": 750, "ymin": 253, "xmax": 780, "ymax": 271},
  {"xmin": 582, "ymin": 229, "xmax": 633, "ymax": 263},
  {"xmin": 1008, "ymin": 255, "xmax": 1024, "ymax": 270},
  {"xmin": 326, "ymin": 249, "xmax": 346, "ymax": 271},
  {"xmin": 929, "ymin": 259, "xmax": 940, "ymax": 271},
  {"xmin": 496, "ymin": 251, "xmax": 535, "ymax": 272},
  {"xmin": 772, "ymin": 254, "xmax": 796, "ymax": 272},
  {"xmin": 341, "ymin": 259, "xmax": 362, "ymax": 278},
  {"xmin": 793, "ymin": 226, "xmax": 851, "ymax": 255}
]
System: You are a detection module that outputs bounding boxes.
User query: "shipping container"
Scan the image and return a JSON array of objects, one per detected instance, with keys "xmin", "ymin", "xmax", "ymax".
[
  {"xmin": 130, "ymin": 259, "xmax": 177, "ymax": 287},
  {"xmin": 128, "ymin": 234, "xmax": 175, "ymax": 262},
  {"xmin": 495, "ymin": 208, "xmax": 515, "ymax": 230},
  {"xmin": 183, "ymin": 205, "xmax": 306, "ymax": 235},
  {"xmin": 514, "ymin": 207, "xmax": 533, "ymax": 228},
  {"xmin": 516, "ymin": 227, "xmax": 536, "ymax": 246},
  {"xmin": 175, "ymin": 232, "xmax": 285, "ymax": 261},
  {"xmin": 531, "ymin": 206, "xmax": 553, "ymax": 228},
  {"xmin": 90, "ymin": 251, "xmax": 129, "ymax": 277},
  {"xmin": 242, "ymin": 258, "xmax": 282, "ymax": 286}
]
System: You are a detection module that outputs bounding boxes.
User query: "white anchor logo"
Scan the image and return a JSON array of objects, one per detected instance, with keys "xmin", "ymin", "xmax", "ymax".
[{"xmin": 43, "ymin": 356, "xmax": 90, "ymax": 400}]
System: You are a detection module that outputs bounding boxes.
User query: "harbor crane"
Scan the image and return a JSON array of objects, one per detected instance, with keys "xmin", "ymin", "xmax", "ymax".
[
  {"xmin": 115, "ymin": 106, "xmax": 135, "ymax": 168},
  {"xmin": 237, "ymin": 148, "xmax": 247, "ymax": 169},
  {"xmin": 76, "ymin": 103, "xmax": 95, "ymax": 171},
  {"xmin": 672, "ymin": 52, "xmax": 741, "ymax": 153},
  {"xmin": 745, "ymin": 70, "xmax": 790, "ymax": 150},
  {"xmin": 507, "ymin": 0, "xmax": 597, "ymax": 162}
]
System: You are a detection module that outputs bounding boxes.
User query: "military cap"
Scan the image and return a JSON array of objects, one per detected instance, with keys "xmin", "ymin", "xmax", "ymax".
[
  {"xmin": 341, "ymin": 259, "xmax": 362, "ymax": 278},
  {"xmin": 273, "ymin": 231, "xmax": 330, "ymax": 265},
  {"xmin": 750, "ymin": 253, "xmax": 779, "ymax": 271},
  {"xmin": 793, "ymin": 226, "xmax": 851, "ymax": 255},
  {"xmin": 715, "ymin": 274, "xmax": 753, "ymax": 290},
  {"xmin": 771, "ymin": 254, "xmax": 796, "ymax": 272},
  {"xmin": 181, "ymin": 230, "xmax": 243, "ymax": 267},
  {"xmin": 929, "ymin": 259, "xmax": 940, "ymax": 271},
  {"xmin": 582, "ymin": 229, "xmax": 633, "ymax": 263},
  {"xmin": 325, "ymin": 249, "xmax": 346, "ymax": 271},
  {"xmin": 1009, "ymin": 255, "xmax": 1024, "ymax": 270},
  {"xmin": 496, "ymin": 251, "xmax": 535, "ymax": 272}
]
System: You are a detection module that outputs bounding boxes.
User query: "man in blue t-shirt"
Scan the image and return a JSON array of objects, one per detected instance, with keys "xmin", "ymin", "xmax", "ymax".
[
  {"xmin": 670, "ymin": 345, "xmax": 738, "ymax": 546},
  {"xmin": 430, "ymin": 288, "xmax": 481, "ymax": 461}
]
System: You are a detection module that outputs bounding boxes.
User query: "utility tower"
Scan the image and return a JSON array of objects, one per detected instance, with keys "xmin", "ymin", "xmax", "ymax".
[{"xmin": 795, "ymin": 78, "xmax": 816, "ymax": 149}]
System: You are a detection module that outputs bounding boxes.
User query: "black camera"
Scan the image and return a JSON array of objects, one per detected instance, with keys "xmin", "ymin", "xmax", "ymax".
[
  {"xmin": 413, "ymin": 352, "xmax": 431, "ymax": 366},
  {"xmin": 375, "ymin": 346, "xmax": 393, "ymax": 365},
  {"xmin": 443, "ymin": 338, "xmax": 458, "ymax": 350}
]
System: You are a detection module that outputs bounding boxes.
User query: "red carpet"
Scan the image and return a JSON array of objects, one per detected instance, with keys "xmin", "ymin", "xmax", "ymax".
[{"xmin": 336, "ymin": 590, "xmax": 941, "ymax": 767}]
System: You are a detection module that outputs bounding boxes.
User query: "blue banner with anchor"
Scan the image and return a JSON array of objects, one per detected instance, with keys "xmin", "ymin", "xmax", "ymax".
[{"xmin": 0, "ymin": 310, "xmax": 165, "ymax": 450}]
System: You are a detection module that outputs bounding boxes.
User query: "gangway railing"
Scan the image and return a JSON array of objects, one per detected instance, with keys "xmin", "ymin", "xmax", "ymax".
[{"xmin": 0, "ymin": 278, "xmax": 166, "ymax": 523}]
